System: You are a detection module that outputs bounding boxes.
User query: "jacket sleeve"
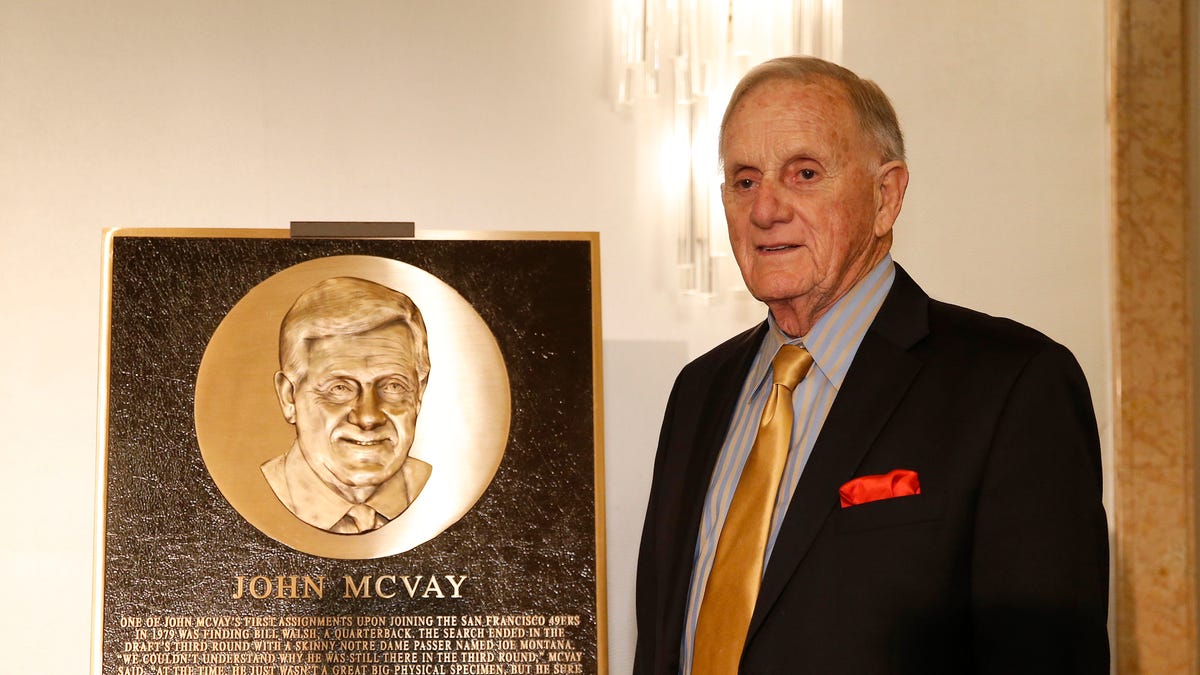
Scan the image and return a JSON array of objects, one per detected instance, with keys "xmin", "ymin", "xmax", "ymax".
[
  {"xmin": 633, "ymin": 372, "xmax": 683, "ymax": 675},
  {"xmin": 969, "ymin": 342, "xmax": 1109, "ymax": 672}
]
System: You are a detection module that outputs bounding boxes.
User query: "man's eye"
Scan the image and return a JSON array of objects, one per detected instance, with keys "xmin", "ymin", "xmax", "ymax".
[
  {"xmin": 736, "ymin": 178, "xmax": 756, "ymax": 190},
  {"xmin": 379, "ymin": 379, "xmax": 412, "ymax": 400},
  {"xmin": 799, "ymin": 169, "xmax": 817, "ymax": 180},
  {"xmin": 324, "ymin": 382, "xmax": 356, "ymax": 400}
]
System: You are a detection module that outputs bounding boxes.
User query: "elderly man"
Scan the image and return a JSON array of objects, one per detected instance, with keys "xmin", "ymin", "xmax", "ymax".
[
  {"xmin": 263, "ymin": 276, "xmax": 432, "ymax": 535},
  {"xmin": 634, "ymin": 57, "xmax": 1108, "ymax": 673}
]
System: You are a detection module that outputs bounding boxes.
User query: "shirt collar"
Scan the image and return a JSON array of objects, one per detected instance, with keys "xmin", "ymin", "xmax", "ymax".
[
  {"xmin": 751, "ymin": 255, "xmax": 896, "ymax": 394},
  {"xmin": 280, "ymin": 443, "xmax": 419, "ymax": 529}
]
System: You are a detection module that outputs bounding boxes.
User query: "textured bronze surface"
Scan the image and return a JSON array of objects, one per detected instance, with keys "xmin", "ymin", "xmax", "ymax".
[{"xmin": 97, "ymin": 232, "xmax": 603, "ymax": 674}]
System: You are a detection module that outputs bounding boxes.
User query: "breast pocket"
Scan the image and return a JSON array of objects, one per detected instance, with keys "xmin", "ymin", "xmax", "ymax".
[{"xmin": 833, "ymin": 492, "xmax": 944, "ymax": 534}]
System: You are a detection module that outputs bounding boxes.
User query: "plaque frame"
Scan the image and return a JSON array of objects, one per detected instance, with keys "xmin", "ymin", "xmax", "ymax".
[{"xmin": 91, "ymin": 227, "xmax": 609, "ymax": 672}]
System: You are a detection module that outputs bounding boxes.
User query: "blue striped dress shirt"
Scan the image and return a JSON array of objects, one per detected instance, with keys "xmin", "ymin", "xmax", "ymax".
[{"xmin": 680, "ymin": 256, "xmax": 896, "ymax": 674}]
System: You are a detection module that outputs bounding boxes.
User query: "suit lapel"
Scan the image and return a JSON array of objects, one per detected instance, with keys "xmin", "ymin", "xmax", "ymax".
[
  {"xmin": 748, "ymin": 265, "xmax": 930, "ymax": 636},
  {"xmin": 661, "ymin": 323, "xmax": 767, "ymax": 656}
]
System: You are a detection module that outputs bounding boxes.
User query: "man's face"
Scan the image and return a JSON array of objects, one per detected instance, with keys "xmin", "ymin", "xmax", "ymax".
[
  {"xmin": 284, "ymin": 323, "xmax": 422, "ymax": 492},
  {"xmin": 721, "ymin": 78, "xmax": 893, "ymax": 317}
]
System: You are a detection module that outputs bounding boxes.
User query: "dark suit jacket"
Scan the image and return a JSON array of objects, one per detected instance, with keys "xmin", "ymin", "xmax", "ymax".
[{"xmin": 634, "ymin": 265, "xmax": 1109, "ymax": 674}]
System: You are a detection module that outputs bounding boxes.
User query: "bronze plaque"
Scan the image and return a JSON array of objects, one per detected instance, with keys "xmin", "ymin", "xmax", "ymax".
[{"xmin": 94, "ymin": 230, "xmax": 606, "ymax": 675}]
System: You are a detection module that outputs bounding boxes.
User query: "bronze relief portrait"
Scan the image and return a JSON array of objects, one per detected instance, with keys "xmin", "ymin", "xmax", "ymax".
[
  {"xmin": 195, "ymin": 255, "xmax": 510, "ymax": 559},
  {"xmin": 264, "ymin": 277, "xmax": 432, "ymax": 534}
]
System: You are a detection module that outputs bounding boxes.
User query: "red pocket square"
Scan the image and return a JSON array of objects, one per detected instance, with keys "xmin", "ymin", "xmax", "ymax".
[{"xmin": 839, "ymin": 469, "xmax": 921, "ymax": 508}]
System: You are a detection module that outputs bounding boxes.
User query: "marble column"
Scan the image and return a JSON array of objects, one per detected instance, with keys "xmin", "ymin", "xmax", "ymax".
[{"xmin": 1110, "ymin": 0, "xmax": 1195, "ymax": 671}]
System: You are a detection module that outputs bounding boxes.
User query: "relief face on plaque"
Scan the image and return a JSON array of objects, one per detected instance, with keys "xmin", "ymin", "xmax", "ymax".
[
  {"xmin": 195, "ymin": 255, "xmax": 511, "ymax": 559},
  {"xmin": 264, "ymin": 277, "xmax": 432, "ymax": 535}
]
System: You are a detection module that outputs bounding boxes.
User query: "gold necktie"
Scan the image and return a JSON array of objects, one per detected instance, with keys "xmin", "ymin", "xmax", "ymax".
[{"xmin": 693, "ymin": 344, "xmax": 813, "ymax": 674}]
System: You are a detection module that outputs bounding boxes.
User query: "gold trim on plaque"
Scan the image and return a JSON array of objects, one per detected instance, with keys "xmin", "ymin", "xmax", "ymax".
[
  {"xmin": 590, "ymin": 233, "xmax": 609, "ymax": 674},
  {"xmin": 91, "ymin": 229, "xmax": 117, "ymax": 675},
  {"xmin": 105, "ymin": 226, "xmax": 601, "ymax": 241},
  {"xmin": 93, "ymin": 229, "xmax": 607, "ymax": 674}
]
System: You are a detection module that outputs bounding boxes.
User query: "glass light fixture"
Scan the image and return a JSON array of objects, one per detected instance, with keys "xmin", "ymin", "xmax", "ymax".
[{"xmin": 614, "ymin": 0, "xmax": 842, "ymax": 296}]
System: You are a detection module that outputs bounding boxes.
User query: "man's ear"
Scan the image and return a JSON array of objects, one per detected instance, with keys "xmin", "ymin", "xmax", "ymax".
[
  {"xmin": 274, "ymin": 371, "xmax": 297, "ymax": 425},
  {"xmin": 873, "ymin": 160, "xmax": 910, "ymax": 238}
]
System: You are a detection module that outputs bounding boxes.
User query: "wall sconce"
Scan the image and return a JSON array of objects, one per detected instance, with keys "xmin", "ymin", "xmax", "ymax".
[{"xmin": 614, "ymin": 0, "xmax": 842, "ymax": 296}]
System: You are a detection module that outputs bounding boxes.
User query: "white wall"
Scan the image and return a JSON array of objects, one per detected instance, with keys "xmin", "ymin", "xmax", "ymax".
[
  {"xmin": 0, "ymin": 2, "xmax": 1109, "ymax": 673},
  {"xmin": 842, "ymin": 0, "xmax": 1113, "ymax": 499}
]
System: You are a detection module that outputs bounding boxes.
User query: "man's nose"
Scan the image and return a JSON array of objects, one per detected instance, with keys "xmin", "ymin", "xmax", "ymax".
[
  {"xmin": 748, "ymin": 179, "xmax": 793, "ymax": 229},
  {"xmin": 348, "ymin": 388, "xmax": 385, "ymax": 430}
]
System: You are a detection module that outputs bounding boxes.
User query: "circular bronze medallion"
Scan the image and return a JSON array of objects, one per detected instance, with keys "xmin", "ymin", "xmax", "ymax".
[{"xmin": 195, "ymin": 255, "xmax": 510, "ymax": 559}]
